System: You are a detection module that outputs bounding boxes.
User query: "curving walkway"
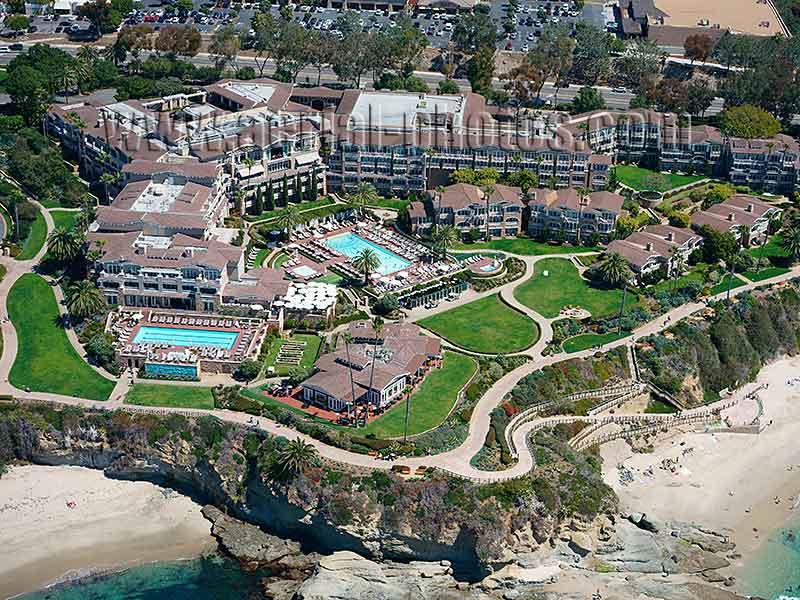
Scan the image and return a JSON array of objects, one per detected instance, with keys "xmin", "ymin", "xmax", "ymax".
[{"xmin": 0, "ymin": 218, "xmax": 799, "ymax": 483}]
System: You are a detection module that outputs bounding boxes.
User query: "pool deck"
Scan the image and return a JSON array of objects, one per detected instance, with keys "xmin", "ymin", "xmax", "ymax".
[{"xmin": 110, "ymin": 309, "xmax": 269, "ymax": 374}]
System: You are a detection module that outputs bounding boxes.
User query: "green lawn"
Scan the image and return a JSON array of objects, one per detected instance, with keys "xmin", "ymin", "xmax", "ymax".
[
  {"xmin": 268, "ymin": 252, "xmax": 289, "ymax": 268},
  {"xmin": 742, "ymin": 266, "xmax": 791, "ymax": 282},
  {"xmin": 453, "ymin": 238, "xmax": 599, "ymax": 256},
  {"xmin": 244, "ymin": 197, "xmax": 334, "ymax": 222},
  {"xmin": 125, "ymin": 384, "xmax": 214, "ymax": 409},
  {"xmin": 360, "ymin": 351, "xmax": 477, "ymax": 438},
  {"xmin": 650, "ymin": 263, "xmax": 715, "ymax": 295},
  {"xmin": 709, "ymin": 274, "xmax": 747, "ymax": 296},
  {"xmin": 366, "ymin": 197, "xmax": 410, "ymax": 211},
  {"xmin": 645, "ymin": 399, "xmax": 678, "ymax": 414},
  {"xmin": 8, "ymin": 274, "xmax": 115, "ymax": 401},
  {"xmin": 562, "ymin": 331, "xmax": 629, "ymax": 353},
  {"xmin": 262, "ymin": 333, "xmax": 322, "ymax": 376},
  {"xmin": 615, "ymin": 165, "xmax": 705, "ymax": 192},
  {"xmin": 50, "ymin": 209, "xmax": 78, "ymax": 231},
  {"xmin": 314, "ymin": 273, "xmax": 344, "ymax": 284},
  {"xmin": 418, "ymin": 294, "xmax": 539, "ymax": 353},
  {"xmin": 514, "ymin": 258, "xmax": 636, "ymax": 319},
  {"xmin": 16, "ymin": 210, "xmax": 47, "ymax": 261},
  {"xmin": 747, "ymin": 235, "xmax": 790, "ymax": 262}
]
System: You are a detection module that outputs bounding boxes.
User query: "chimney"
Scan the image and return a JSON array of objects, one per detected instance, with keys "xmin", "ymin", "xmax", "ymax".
[
  {"xmin": 645, "ymin": 242, "xmax": 653, "ymax": 251},
  {"xmin": 728, "ymin": 213, "xmax": 735, "ymax": 221},
  {"xmin": 666, "ymin": 231, "xmax": 674, "ymax": 242},
  {"xmin": 746, "ymin": 203, "xmax": 754, "ymax": 213}
]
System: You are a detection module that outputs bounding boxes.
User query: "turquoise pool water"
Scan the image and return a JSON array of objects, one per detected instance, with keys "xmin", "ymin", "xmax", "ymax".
[
  {"xmin": 324, "ymin": 232, "xmax": 411, "ymax": 276},
  {"xmin": 145, "ymin": 363, "xmax": 198, "ymax": 378},
  {"xmin": 134, "ymin": 326, "xmax": 238, "ymax": 349}
]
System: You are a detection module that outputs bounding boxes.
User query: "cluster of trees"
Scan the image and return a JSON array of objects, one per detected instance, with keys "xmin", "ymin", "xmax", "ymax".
[
  {"xmin": 78, "ymin": 0, "xmax": 135, "ymax": 34},
  {"xmin": 243, "ymin": 10, "xmax": 428, "ymax": 87},
  {"xmin": 637, "ymin": 284, "xmax": 800, "ymax": 406},
  {"xmin": 6, "ymin": 128, "xmax": 89, "ymax": 208}
]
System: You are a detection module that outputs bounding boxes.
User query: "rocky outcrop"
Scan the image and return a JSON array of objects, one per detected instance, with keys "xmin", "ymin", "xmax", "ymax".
[
  {"xmin": 294, "ymin": 551, "xmax": 477, "ymax": 600},
  {"xmin": 201, "ymin": 505, "xmax": 318, "ymax": 571}
]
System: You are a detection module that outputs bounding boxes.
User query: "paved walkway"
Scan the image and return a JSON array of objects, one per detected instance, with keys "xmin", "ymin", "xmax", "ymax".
[{"xmin": 0, "ymin": 209, "xmax": 798, "ymax": 483}]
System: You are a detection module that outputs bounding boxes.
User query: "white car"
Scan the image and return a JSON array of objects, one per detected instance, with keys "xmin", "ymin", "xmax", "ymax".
[{"xmin": 521, "ymin": 43, "xmax": 529, "ymax": 52}]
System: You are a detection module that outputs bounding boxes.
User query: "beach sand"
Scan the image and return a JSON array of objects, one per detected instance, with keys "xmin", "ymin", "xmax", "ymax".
[
  {"xmin": 0, "ymin": 465, "xmax": 216, "ymax": 598},
  {"xmin": 602, "ymin": 356, "xmax": 800, "ymax": 581}
]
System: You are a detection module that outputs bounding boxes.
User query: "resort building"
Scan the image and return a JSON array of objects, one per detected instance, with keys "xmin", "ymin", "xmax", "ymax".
[
  {"xmin": 88, "ymin": 231, "xmax": 290, "ymax": 313},
  {"xmin": 526, "ymin": 188, "xmax": 624, "ymax": 242},
  {"xmin": 46, "ymin": 79, "xmax": 327, "ymax": 213},
  {"xmin": 420, "ymin": 183, "xmax": 525, "ymax": 239},
  {"xmin": 691, "ymin": 195, "xmax": 783, "ymax": 245},
  {"xmin": 301, "ymin": 321, "xmax": 442, "ymax": 414},
  {"xmin": 607, "ymin": 224, "xmax": 703, "ymax": 280},
  {"xmin": 92, "ymin": 172, "xmax": 228, "ymax": 240}
]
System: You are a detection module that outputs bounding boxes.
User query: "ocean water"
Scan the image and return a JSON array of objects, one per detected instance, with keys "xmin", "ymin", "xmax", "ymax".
[
  {"xmin": 17, "ymin": 555, "xmax": 267, "ymax": 600},
  {"xmin": 740, "ymin": 516, "xmax": 800, "ymax": 600}
]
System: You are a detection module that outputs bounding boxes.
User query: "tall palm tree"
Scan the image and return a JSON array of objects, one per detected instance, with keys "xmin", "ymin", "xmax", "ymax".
[
  {"xmin": 76, "ymin": 45, "xmax": 100, "ymax": 65},
  {"xmin": 273, "ymin": 439, "xmax": 319, "ymax": 479},
  {"xmin": 342, "ymin": 332, "xmax": 358, "ymax": 427},
  {"xmin": 482, "ymin": 185, "xmax": 495, "ymax": 241},
  {"xmin": 598, "ymin": 252, "xmax": 632, "ymax": 288},
  {"xmin": 346, "ymin": 182, "xmax": 379, "ymax": 218},
  {"xmin": 67, "ymin": 280, "xmax": 106, "ymax": 319},
  {"xmin": 365, "ymin": 317, "xmax": 384, "ymax": 425},
  {"xmin": 402, "ymin": 384, "xmax": 413, "ymax": 444},
  {"xmin": 277, "ymin": 204, "xmax": 301, "ymax": 240},
  {"xmin": 434, "ymin": 185, "xmax": 446, "ymax": 233},
  {"xmin": 575, "ymin": 186, "xmax": 590, "ymax": 245},
  {"xmin": 433, "ymin": 224, "xmax": 459, "ymax": 259},
  {"xmin": 352, "ymin": 247, "xmax": 380, "ymax": 285},
  {"xmin": 47, "ymin": 227, "xmax": 82, "ymax": 265},
  {"xmin": 100, "ymin": 171, "xmax": 122, "ymax": 201},
  {"xmin": 779, "ymin": 223, "xmax": 800, "ymax": 263},
  {"xmin": 725, "ymin": 252, "xmax": 746, "ymax": 302},
  {"xmin": 104, "ymin": 39, "xmax": 129, "ymax": 67}
]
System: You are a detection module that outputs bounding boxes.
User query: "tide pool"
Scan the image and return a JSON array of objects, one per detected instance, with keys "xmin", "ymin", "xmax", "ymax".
[
  {"xmin": 739, "ymin": 515, "xmax": 800, "ymax": 600},
  {"xmin": 18, "ymin": 555, "xmax": 266, "ymax": 600}
]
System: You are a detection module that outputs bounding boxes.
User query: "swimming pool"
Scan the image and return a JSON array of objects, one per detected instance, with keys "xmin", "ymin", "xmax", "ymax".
[
  {"xmin": 324, "ymin": 233, "xmax": 411, "ymax": 276},
  {"xmin": 133, "ymin": 326, "xmax": 238, "ymax": 349}
]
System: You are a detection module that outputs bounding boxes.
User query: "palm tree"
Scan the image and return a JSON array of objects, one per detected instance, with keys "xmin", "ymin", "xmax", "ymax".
[
  {"xmin": 725, "ymin": 252, "xmax": 746, "ymax": 302},
  {"xmin": 402, "ymin": 384, "xmax": 413, "ymax": 443},
  {"xmin": 104, "ymin": 39, "xmax": 128, "ymax": 67},
  {"xmin": 273, "ymin": 439, "xmax": 319, "ymax": 479},
  {"xmin": 597, "ymin": 252, "xmax": 632, "ymax": 288},
  {"xmin": 433, "ymin": 224, "xmax": 459, "ymax": 259},
  {"xmin": 67, "ymin": 280, "xmax": 106, "ymax": 319},
  {"xmin": 779, "ymin": 223, "xmax": 800, "ymax": 263},
  {"xmin": 575, "ymin": 186, "xmax": 590, "ymax": 245},
  {"xmin": 342, "ymin": 332, "xmax": 358, "ymax": 427},
  {"xmin": 76, "ymin": 45, "xmax": 100, "ymax": 66},
  {"xmin": 99, "ymin": 171, "xmax": 122, "ymax": 201},
  {"xmin": 277, "ymin": 204, "xmax": 301, "ymax": 240},
  {"xmin": 47, "ymin": 227, "xmax": 82, "ymax": 265},
  {"xmin": 346, "ymin": 182, "xmax": 379, "ymax": 218},
  {"xmin": 482, "ymin": 185, "xmax": 495, "ymax": 241},
  {"xmin": 434, "ymin": 184, "xmax": 445, "ymax": 233},
  {"xmin": 365, "ymin": 317, "xmax": 384, "ymax": 425},
  {"xmin": 352, "ymin": 247, "xmax": 380, "ymax": 285}
]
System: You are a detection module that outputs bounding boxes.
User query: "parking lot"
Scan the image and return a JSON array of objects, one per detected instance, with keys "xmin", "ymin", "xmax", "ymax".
[{"xmin": 9, "ymin": 0, "xmax": 610, "ymax": 52}]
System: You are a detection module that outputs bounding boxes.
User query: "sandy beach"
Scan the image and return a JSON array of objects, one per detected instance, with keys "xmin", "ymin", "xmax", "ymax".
[
  {"xmin": 602, "ymin": 356, "xmax": 800, "ymax": 579},
  {"xmin": 0, "ymin": 465, "xmax": 216, "ymax": 598}
]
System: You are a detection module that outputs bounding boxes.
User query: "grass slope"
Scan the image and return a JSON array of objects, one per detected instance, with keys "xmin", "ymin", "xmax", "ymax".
[
  {"xmin": 125, "ymin": 384, "xmax": 214, "ymax": 409},
  {"xmin": 562, "ymin": 331, "xmax": 629, "ymax": 353},
  {"xmin": 418, "ymin": 294, "xmax": 539, "ymax": 353},
  {"xmin": 514, "ymin": 258, "xmax": 636, "ymax": 319},
  {"xmin": 262, "ymin": 333, "xmax": 322, "ymax": 376},
  {"xmin": 8, "ymin": 274, "xmax": 115, "ymax": 401},
  {"xmin": 49, "ymin": 209, "xmax": 78, "ymax": 231},
  {"xmin": 16, "ymin": 210, "xmax": 47, "ymax": 261},
  {"xmin": 361, "ymin": 351, "xmax": 477, "ymax": 438}
]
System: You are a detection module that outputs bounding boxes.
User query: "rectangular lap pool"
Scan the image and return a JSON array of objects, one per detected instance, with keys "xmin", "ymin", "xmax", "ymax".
[
  {"xmin": 324, "ymin": 233, "xmax": 411, "ymax": 276},
  {"xmin": 134, "ymin": 326, "xmax": 238, "ymax": 349}
]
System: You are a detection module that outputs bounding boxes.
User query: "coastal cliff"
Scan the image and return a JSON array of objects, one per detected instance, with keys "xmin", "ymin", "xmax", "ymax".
[{"xmin": 0, "ymin": 403, "xmax": 745, "ymax": 599}]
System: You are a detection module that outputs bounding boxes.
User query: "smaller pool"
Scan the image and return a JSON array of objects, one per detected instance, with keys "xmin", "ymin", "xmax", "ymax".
[
  {"xmin": 324, "ymin": 233, "xmax": 411, "ymax": 276},
  {"xmin": 145, "ymin": 363, "xmax": 198, "ymax": 378},
  {"xmin": 134, "ymin": 326, "xmax": 238, "ymax": 349},
  {"xmin": 479, "ymin": 263, "xmax": 500, "ymax": 272}
]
